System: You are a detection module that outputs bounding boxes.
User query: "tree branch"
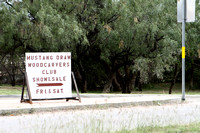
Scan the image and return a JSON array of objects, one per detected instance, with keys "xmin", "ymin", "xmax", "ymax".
[
  {"xmin": 80, "ymin": 0, "xmax": 88, "ymax": 14},
  {"xmin": 149, "ymin": 33, "xmax": 164, "ymax": 53},
  {"xmin": 0, "ymin": 54, "xmax": 6, "ymax": 64},
  {"xmin": 68, "ymin": 5, "xmax": 76, "ymax": 14},
  {"xmin": 107, "ymin": 14, "xmax": 119, "ymax": 24},
  {"xmin": 5, "ymin": 0, "xmax": 15, "ymax": 9}
]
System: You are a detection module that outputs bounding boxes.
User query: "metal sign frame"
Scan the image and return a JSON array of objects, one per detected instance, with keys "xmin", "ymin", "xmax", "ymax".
[{"xmin": 177, "ymin": 0, "xmax": 196, "ymax": 23}]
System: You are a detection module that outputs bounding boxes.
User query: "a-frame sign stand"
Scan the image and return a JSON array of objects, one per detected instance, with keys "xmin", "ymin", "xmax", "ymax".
[
  {"xmin": 20, "ymin": 72, "xmax": 32, "ymax": 104},
  {"xmin": 21, "ymin": 72, "xmax": 81, "ymax": 104}
]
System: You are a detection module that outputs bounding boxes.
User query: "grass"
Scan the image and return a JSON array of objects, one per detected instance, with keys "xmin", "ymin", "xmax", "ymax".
[
  {"xmin": 115, "ymin": 122, "xmax": 200, "ymax": 133},
  {"xmin": 132, "ymin": 82, "xmax": 200, "ymax": 95},
  {"xmin": 0, "ymin": 82, "xmax": 200, "ymax": 95},
  {"xmin": 0, "ymin": 85, "xmax": 22, "ymax": 95}
]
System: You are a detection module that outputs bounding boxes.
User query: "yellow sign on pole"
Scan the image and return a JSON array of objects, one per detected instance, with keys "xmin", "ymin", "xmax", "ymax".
[{"xmin": 182, "ymin": 46, "xmax": 185, "ymax": 58}]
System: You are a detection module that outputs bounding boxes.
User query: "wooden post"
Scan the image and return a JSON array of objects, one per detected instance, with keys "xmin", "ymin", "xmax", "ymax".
[
  {"xmin": 20, "ymin": 73, "xmax": 25, "ymax": 103},
  {"xmin": 72, "ymin": 72, "xmax": 81, "ymax": 102},
  {"xmin": 25, "ymin": 72, "xmax": 32, "ymax": 104}
]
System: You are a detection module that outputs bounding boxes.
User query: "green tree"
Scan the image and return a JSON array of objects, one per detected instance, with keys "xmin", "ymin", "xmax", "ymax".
[
  {"xmin": 68, "ymin": 0, "xmax": 121, "ymax": 92},
  {"xmin": 0, "ymin": 0, "xmax": 87, "ymax": 85},
  {"xmin": 169, "ymin": 1, "xmax": 200, "ymax": 93},
  {"xmin": 99, "ymin": 0, "xmax": 180, "ymax": 93},
  {"xmin": 0, "ymin": 0, "xmax": 183, "ymax": 93},
  {"xmin": 184, "ymin": 1, "xmax": 200, "ymax": 90}
]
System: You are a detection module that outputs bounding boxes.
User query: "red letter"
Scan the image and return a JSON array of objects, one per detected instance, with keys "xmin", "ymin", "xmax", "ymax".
[
  {"xmin": 28, "ymin": 63, "xmax": 32, "ymax": 67},
  {"xmin": 40, "ymin": 89, "xmax": 43, "ymax": 94},
  {"xmin": 42, "ymin": 70, "xmax": 45, "ymax": 74},
  {"xmin": 27, "ymin": 56, "xmax": 31, "ymax": 60},
  {"xmin": 36, "ymin": 89, "xmax": 39, "ymax": 94}
]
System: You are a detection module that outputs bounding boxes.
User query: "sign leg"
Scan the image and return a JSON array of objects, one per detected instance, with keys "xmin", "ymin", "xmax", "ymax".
[
  {"xmin": 72, "ymin": 72, "xmax": 81, "ymax": 102},
  {"xmin": 20, "ymin": 73, "xmax": 25, "ymax": 103},
  {"xmin": 25, "ymin": 72, "xmax": 33, "ymax": 104}
]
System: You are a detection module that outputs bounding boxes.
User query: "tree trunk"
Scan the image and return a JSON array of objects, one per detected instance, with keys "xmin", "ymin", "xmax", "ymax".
[
  {"xmin": 138, "ymin": 82, "xmax": 142, "ymax": 92},
  {"xmin": 102, "ymin": 72, "xmax": 116, "ymax": 93},
  {"xmin": 10, "ymin": 73, "xmax": 16, "ymax": 86},
  {"xmin": 116, "ymin": 69, "xmax": 125, "ymax": 91},
  {"xmin": 129, "ymin": 72, "xmax": 137, "ymax": 91},
  {"xmin": 77, "ymin": 61, "xmax": 87, "ymax": 93},
  {"xmin": 112, "ymin": 73, "xmax": 122, "ymax": 91},
  {"xmin": 123, "ymin": 65, "xmax": 131, "ymax": 93},
  {"xmin": 1, "ymin": 63, "xmax": 15, "ymax": 86},
  {"xmin": 11, "ymin": 53, "xmax": 16, "ymax": 86},
  {"xmin": 76, "ymin": 45, "xmax": 88, "ymax": 93},
  {"xmin": 119, "ymin": 66, "xmax": 137, "ymax": 94},
  {"xmin": 137, "ymin": 72, "xmax": 142, "ymax": 92},
  {"xmin": 74, "ymin": 68, "xmax": 84, "ymax": 92},
  {"xmin": 169, "ymin": 64, "xmax": 179, "ymax": 94},
  {"xmin": 189, "ymin": 63, "xmax": 194, "ymax": 91}
]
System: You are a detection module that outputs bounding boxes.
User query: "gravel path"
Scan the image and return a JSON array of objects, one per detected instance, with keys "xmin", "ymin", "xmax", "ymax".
[{"xmin": 1, "ymin": 97, "xmax": 200, "ymax": 133}]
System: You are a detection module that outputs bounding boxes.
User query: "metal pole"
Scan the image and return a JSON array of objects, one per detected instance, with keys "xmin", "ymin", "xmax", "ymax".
[{"xmin": 182, "ymin": 0, "xmax": 186, "ymax": 101}]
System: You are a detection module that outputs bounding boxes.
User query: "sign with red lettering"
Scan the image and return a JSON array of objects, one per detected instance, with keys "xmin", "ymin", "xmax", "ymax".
[{"xmin": 25, "ymin": 52, "xmax": 72, "ymax": 99}]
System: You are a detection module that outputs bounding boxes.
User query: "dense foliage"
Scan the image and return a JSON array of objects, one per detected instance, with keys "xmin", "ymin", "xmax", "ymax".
[{"xmin": 0, "ymin": 0, "xmax": 199, "ymax": 93}]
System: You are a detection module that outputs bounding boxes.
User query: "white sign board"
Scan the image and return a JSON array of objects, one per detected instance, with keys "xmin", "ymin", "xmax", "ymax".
[
  {"xmin": 177, "ymin": 0, "xmax": 196, "ymax": 23},
  {"xmin": 25, "ymin": 52, "xmax": 72, "ymax": 99}
]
